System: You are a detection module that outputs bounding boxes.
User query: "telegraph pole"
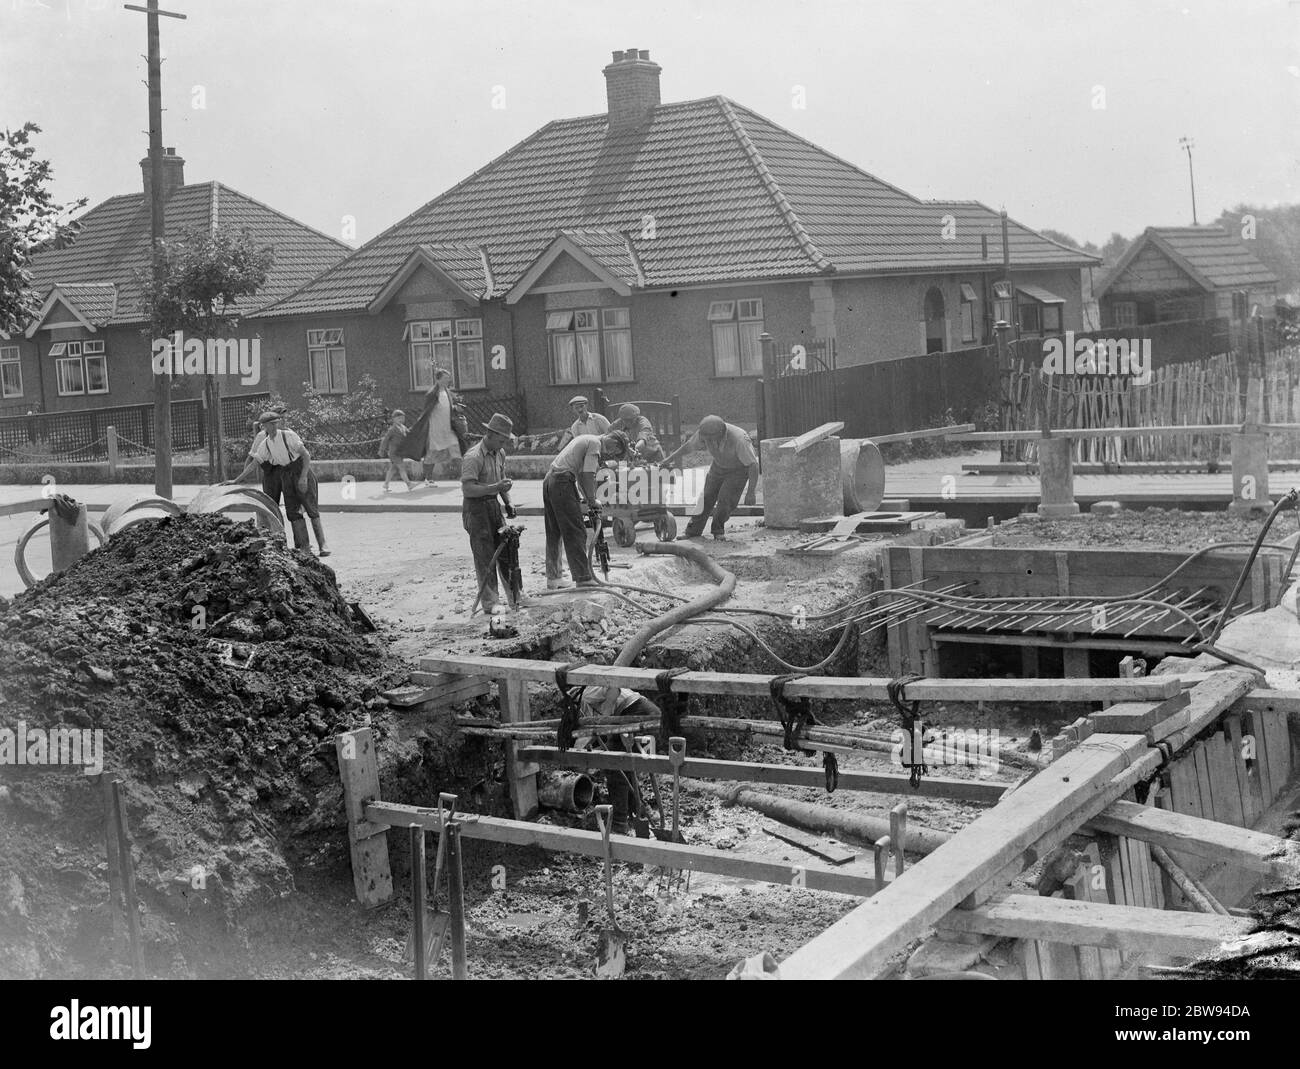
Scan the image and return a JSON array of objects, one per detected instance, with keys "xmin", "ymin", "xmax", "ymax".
[
  {"xmin": 125, "ymin": 1, "xmax": 186, "ymax": 498},
  {"xmin": 1179, "ymin": 137, "xmax": 1198, "ymax": 225}
]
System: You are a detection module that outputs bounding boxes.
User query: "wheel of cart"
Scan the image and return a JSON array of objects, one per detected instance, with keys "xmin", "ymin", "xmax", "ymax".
[{"xmin": 608, "ymin": 503, "xmax": 675, "ymax": 546}]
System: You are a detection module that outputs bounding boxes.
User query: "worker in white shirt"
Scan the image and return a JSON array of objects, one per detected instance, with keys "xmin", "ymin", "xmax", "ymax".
[
  {"xmin": 558, "ymin": 395, "xmax": 611, "ymax": 449},
  {"xmin": 230, "ymin": 411, "xmax": 328, "ymax": 555}
]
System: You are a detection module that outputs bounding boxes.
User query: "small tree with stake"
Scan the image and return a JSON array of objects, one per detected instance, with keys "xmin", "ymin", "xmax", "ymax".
[
  {"xmin": 137, "ymin": 225, "xmax": 273, "ymax": 480},
  {"xmin": 0, "ymin": 122, "xmax": 87, "ymax": 336}
]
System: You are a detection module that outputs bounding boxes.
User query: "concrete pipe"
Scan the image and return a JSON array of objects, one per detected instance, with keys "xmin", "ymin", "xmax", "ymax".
[
  {"xmin": 100, "ymin": 494, "xmax": 183, "ymax": 537},
  {"xmin": 15, "ymin": 516, "xmax": 108, "ymax": 588},
  {"xmin": 186, "ymin": 485, "xmax": 284, "ymax": 535},
  {"xmin": 537, "ymin": 772, "xmax": 595, "ymax": 812},
  {"xmin": 103, "ymin": 506, "xmax": 182, "ymax": 536},
  {"xmin": 759, "ymin": 436, "xmax": 843, "ymax": 528},
  {"xmin": 841, "ymin": 439, "xmax": 886, "ymax": 514}
]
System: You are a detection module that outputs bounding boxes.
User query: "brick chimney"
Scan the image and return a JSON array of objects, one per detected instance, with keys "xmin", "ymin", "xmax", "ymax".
[
  {"xmin": 140, "ymin": 147, "xmax": 186, "ymax": 202},
  {"xmin": 603, "ymin": 48, "xmax": 661, "ymax": 131}
]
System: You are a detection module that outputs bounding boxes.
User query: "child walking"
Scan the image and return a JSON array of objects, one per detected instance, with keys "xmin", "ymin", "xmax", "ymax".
[{"xmin": 379, "ymin": 409, "xmax": 416, "ymax": 491}]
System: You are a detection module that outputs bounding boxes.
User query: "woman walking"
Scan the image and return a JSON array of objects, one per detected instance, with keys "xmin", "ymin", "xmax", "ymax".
[{"xmin": 400, "ymin": 368, "xmax": 464, "ymax": 487}]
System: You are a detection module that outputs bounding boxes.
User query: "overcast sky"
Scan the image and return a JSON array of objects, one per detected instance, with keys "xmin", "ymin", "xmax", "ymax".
[{"xmin": 4, "ymin": 0, "xmax": 1298, "ymax": 249}]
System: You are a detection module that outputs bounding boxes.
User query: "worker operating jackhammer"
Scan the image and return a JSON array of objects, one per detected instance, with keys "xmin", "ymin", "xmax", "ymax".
[
  {"xmin": 542, "ymin": 430, "xmax": 629, "ymax": 588},
  {"xmin": 462, "ymin": 412, "xmax": 532, "ymax": 615}
]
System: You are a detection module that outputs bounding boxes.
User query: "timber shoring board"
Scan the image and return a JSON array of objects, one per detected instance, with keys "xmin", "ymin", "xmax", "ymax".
[
  {"xmin": 1089, "ymin": 692, "xmax": 1189, "ymax": 733},
  {"xmin": 420, "ymin": 654, "xmax": 1182, "ymax": 702},
  {"xmin": 336, "ymin": 729, "xmax": 393, "ymax": 908},
  {"xmin": 778, "ymin": 732, "xmax": 1150, "ymax": 980},
  {"xmin": 515, "ymin": 746, "xmax": 1010, "ymax": 803},
  {"xmin": 364, "ymin": 803, "xmax": 883, "ymax": 897},
  {"xmin": 936, "ymin": 894, "xmax": 1250, "ymax": 956},
  {"xmin": 1086, "ymin": 800, "xmax": 1300, "ymax": 878}
]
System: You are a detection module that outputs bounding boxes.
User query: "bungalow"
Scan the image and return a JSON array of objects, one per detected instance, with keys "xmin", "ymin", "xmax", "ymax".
[
  {"xmin": 3, "ymin": 150, "xmax": 350, "ymax": 416},
  {"xmin": 250, "ymin": 49, "xmax": 1098, "ymax": 430},
  {"xmin": 1096, "ymin": 226, "xmax": 1279, "ymax": 328}
]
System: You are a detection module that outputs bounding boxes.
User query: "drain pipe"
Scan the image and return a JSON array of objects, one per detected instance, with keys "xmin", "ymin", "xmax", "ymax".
[
  {"xmin": 612, "ymin": 540, "xmax": 737, "ymax": 667},
  {"xmin": 691, "ymin": 780, "xmax": 953, "ymax": 854}
]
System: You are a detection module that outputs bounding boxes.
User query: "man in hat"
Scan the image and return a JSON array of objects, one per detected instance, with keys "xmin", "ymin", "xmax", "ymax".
[
  {"xmin": 461, "ymin": 413, "xmax": 520, "ymax": 614},
  {"xmin": 543, "ymin": 430, "xmax": 629, "ymax": 588},
  {"xmin": 231, "ymin": 411, "xmax": 326, "ymax": 554},
  {"xmin": 661, "ymin": 415, "xmax": 758, "ymax": 541},
  {"xmin": 609, "ymin": 403, "xmax": 663, "ymax": 462},
  {"xmin": 558, "ymin": 395, "xmax": 610, "ymax": 449}
]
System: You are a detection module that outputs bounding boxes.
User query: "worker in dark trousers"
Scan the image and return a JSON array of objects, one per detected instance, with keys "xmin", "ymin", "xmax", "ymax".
[
  {"xmin": 582, "ymin": 686, "xmax": 664, "ymax": 834},
  {"xmin": 542, "ymin": 430, "xmax": 629, "ymax": 587},
  {"xmin": 661, "ymin": 415, "xmax": 759, "ymax": 541},
  {"xmin": 461, "ymin": 412, "xmax": 518, "ymax": 614},
  {"xmin": 231, "ymin": 411, "xmax": 319, "ymax": 553}
]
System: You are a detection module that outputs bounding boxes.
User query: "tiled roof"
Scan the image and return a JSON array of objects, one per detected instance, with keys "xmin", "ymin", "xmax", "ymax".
[
  {"xmin": 258, "ymin": 97, "xmax": 1096, "ymax": 318},
  {"xmin": 51, "ymin": 282, "xmax": 118, "ymax": 325},
  {"xmin": 560, "ymin": 230, "xmax": 642, "ymax": 286},
  {"xmin": 26, "ymin": 183, "xmax": 350, "ymax": 326},
  {"xmin": 1149, "ymin": 227, "xmax": 1279, "ymax": 290}
]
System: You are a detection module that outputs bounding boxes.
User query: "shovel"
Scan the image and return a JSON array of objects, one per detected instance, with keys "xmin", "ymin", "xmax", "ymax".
[
  {"xmin": 635, "ymin": 735, "xmax": 671, "ymax": 841},
  {"xmin": 594, "ymin": 804, "xmax": 626, "ymax": 978},
  {"xmin": 404, "ymin": 792, "xmax": 457, "ymax": 967},
  {"xmin": 668, "ymin": 736, "xmax": 687, "ymax": 843}
]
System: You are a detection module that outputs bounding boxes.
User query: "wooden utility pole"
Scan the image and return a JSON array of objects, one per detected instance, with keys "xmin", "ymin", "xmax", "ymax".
[{"xmin": 125, "ymin": 2, "xmax": 187, "ymax": 498}]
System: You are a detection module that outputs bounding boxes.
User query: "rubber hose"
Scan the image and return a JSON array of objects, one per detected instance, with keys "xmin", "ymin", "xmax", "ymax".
[{"xmin": 613, "ymin": 541, "xmax": 736, "ymax": 667}]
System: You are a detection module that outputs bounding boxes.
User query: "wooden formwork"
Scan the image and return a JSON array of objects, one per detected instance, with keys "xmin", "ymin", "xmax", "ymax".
[
  {"xmin": 882, "ymin": 543, "xmax": 1285, "ymax": 676},
  {"xmin": 336, "ymin": 654, "xmax": 1299, "ymax": 980}
]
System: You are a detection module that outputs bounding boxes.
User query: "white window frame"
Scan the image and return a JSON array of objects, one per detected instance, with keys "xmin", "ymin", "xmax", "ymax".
[
  {"xmin": 406, "ymin": 319, "xmax": 484, "ymax": 391},
  {"xmin": 51, "ymin": 339, "xmax": 108, "ymax": 395},
  {"xmin": 307, "ymin": 328, "xmax": 347, "ymax": 393},
  {"xmin": 711, "ymin": 297, "xmax": 764, "ymax": 378},
  {"xmin": 56, "ymin": 357, "xmax": 85, "ymax": 395},
  {"xmin": 959, "ymin": 283, "xmax": 979, "ymax": 343},
  {"xmin": 0, "ymin": 345, "xmax": 22, "ymax": 399},
  {"xmin": 1114, "ymin": 301, "xmax": 1137, "ymax": 327},
  {"xmin": 547, "ymin": 308, "xmax": 632, "ymax": 385}
]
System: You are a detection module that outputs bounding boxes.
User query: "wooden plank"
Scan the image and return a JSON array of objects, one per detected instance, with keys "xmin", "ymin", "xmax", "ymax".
[
  {"xmin": 780, "ymin": 421, "xmax": 845, "ymax": 453},
  {"xmin": 501, "ymin": 676, "xmax": 539, "ymax": 820},
  {"xmin": 1089, "ymin": 691, "xmax": 1189, "ymax": 733},
  {"xmin": 516, "ymin": 746, "xmax": 1010, "ymax": 802},
  {"xmin": 1167, "ymin": 755, "xmax": 1201, "ymax": 819},
  {"xmin": 1064, "ymin": 869, "xmax": 1104, "ymax": 979},
  {"xmin": 1239, "ymin": 689, "xmax": 1300, "ymax": 715},
  {"xmin": 1260, "ymin": 708, "xmax": 1293, "ymax": 797},
  {"xmin": 1208, "ymin": 730, "xmax": 1245, "ymax": 827},
  {"xmin": 1063, "ymin": 647, "xmax": 1090, "ymax": 678},
  {"xmin": 1246, "ymin": 710, "xmax": 1275, "ymax": 807},
  {"xmin": 867, "ymin": 423, "xmax": 976, "ymax": 446},
  {"xmin": 419, "ymin": 654, "xmax": 1183, "ymax": 701},
  {"xmin": 763, "ymin": 825, "xmax": 857, "ymax": 866},
  {"xmin": 1194, "ymin": 743, "xmax": 1218, "ymax": 822},
  {"xmin": 1018, "ymin": 938, "xmax": 1044, "ymax": 980},
  {"xmin": 336, "ymin": 728, "xmax": 393, "ymax": 908},
  {"xmin": 1082, "ymin": 841, "xmax": 1123, "ymax": 975},
  {"xmin": 385, "ymin": 678, "xmax": 490, "ymax": 708},
  {"xmin": 936, "ymin": 894, "xmax": 1250, "ymax": 955},
  {"xmin": 779, "ymin": 733, "xmax": 1149, "ymax": 979},
  {"xmin": 365, "ymin": 803, "xmax": 883, "ymax": 897},
  {"xmin": 1160, "ymin": 671, "xmax": 1259, "ymax": 754},
  {"xmin": 1224, "ymin": 714, "xmax": 1262, "ymax": 826},
  {"xmin": 951, "ymin": 424, "xmax": 1297, "ymax": 442}
]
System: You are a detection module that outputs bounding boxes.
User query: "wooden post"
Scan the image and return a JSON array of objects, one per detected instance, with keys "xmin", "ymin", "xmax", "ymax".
[
  {"xmin": 890, "ymin": 803, "xmax": 908, "ymax": 875},
  {"xmin": 336, "ymin": 728, "xmax": 393, "ymax": 907},
  {"xmin": 760, "ymin": 333, "xmax": 778, "ymax": 436},
  {"xmin": 410, "ymin": 824, "xmax": 428, "ymax": 981},
  {"xmin": 106, "ymin": 425, "xmax": 120, "ymax": 478},
  {"xmin": 501, "ymin": 677, "xmax": 539, "ymax": 819},
  {"xmin": 110, "ymin": 778, "xmax": 146, "ymax": 979},
  {"xmin": 874, "ymin": 836, "xmax": 891, "ymax": 890},
  {"xmin": 754, "ymin": 380, "xmax": 766, "ymax": 471},
  {"xmin": 446, "ymin": 822, "xmax": 468, "ymax": 980}
]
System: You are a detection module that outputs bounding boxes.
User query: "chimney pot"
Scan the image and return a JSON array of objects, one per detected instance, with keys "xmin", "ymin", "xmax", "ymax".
[
  {"xmin": 140, "ymin": 150, "xmax": 186, "ymax": 204},
  {"xmin": 638, "ymin": 49, "xmax": 650, "ymax": 60},
  {"xmin": 626, "ymin": 46, "xmax": 638, "ymax": 58},
  {"xmin": 611, "ymin": 50, "xmax": 623, "ymax": 61}
]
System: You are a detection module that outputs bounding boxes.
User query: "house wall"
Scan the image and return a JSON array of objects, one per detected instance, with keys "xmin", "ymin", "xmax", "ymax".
[{"xmin": 831, "ymin": 267, "xmax": 1085, "ymax": 365}]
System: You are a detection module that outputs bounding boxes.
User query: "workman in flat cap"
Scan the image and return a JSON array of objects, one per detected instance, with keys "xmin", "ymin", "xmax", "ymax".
[{"xmin": 661, "ymin": 415, "xmax": 758, "ymax": 541}]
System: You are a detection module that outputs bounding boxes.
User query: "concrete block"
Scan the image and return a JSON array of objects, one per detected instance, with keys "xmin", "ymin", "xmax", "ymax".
[
  {"xmin": 1091, "ymin": 500, "xmax": 1123, "ymax": 515},
  {"xmin": 760, "ymin": 436, "xmax": 842, "ymax": 529}
]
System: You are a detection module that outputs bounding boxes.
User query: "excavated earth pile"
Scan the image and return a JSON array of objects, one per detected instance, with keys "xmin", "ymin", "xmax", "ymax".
[{"xmin": 0, "ymin": 514, "xmax": 417, "ymax": 978}]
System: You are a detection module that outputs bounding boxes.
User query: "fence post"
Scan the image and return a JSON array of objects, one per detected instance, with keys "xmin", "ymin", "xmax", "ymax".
[
  {"xmin": 755, "ymin": 380, "xmax": 766, "ymax": 470},
  {"xmin": 759, "ymin": 333, "xmax": 778, "ymax": 437},
  {"xmin": 995, "ymin": 321, "xmax": 1014, "ymax": 462},
  {"xmin": 106, "ymin": 425, "xmax": 119, "ymax": 478}
]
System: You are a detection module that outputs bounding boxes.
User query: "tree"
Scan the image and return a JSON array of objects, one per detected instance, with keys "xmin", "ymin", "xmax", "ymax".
[
  {"xmin": 0, "ymin": 123, "xmax": 87, "ymax": 335},
  {"xmin": 137, "ymin": 224, "xmax": 274, "ymax": 479}
]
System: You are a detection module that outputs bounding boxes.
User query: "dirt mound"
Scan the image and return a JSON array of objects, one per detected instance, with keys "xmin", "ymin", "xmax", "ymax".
[{"xmin": 0, "ymin": 514, "xmax": 409, "ymax": 978}]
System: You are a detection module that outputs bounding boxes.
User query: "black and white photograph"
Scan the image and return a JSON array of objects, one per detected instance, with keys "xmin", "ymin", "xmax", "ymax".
[{"xmin": 2, "ymin": 0, "xmax": 1299, "ymax": 1022}]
